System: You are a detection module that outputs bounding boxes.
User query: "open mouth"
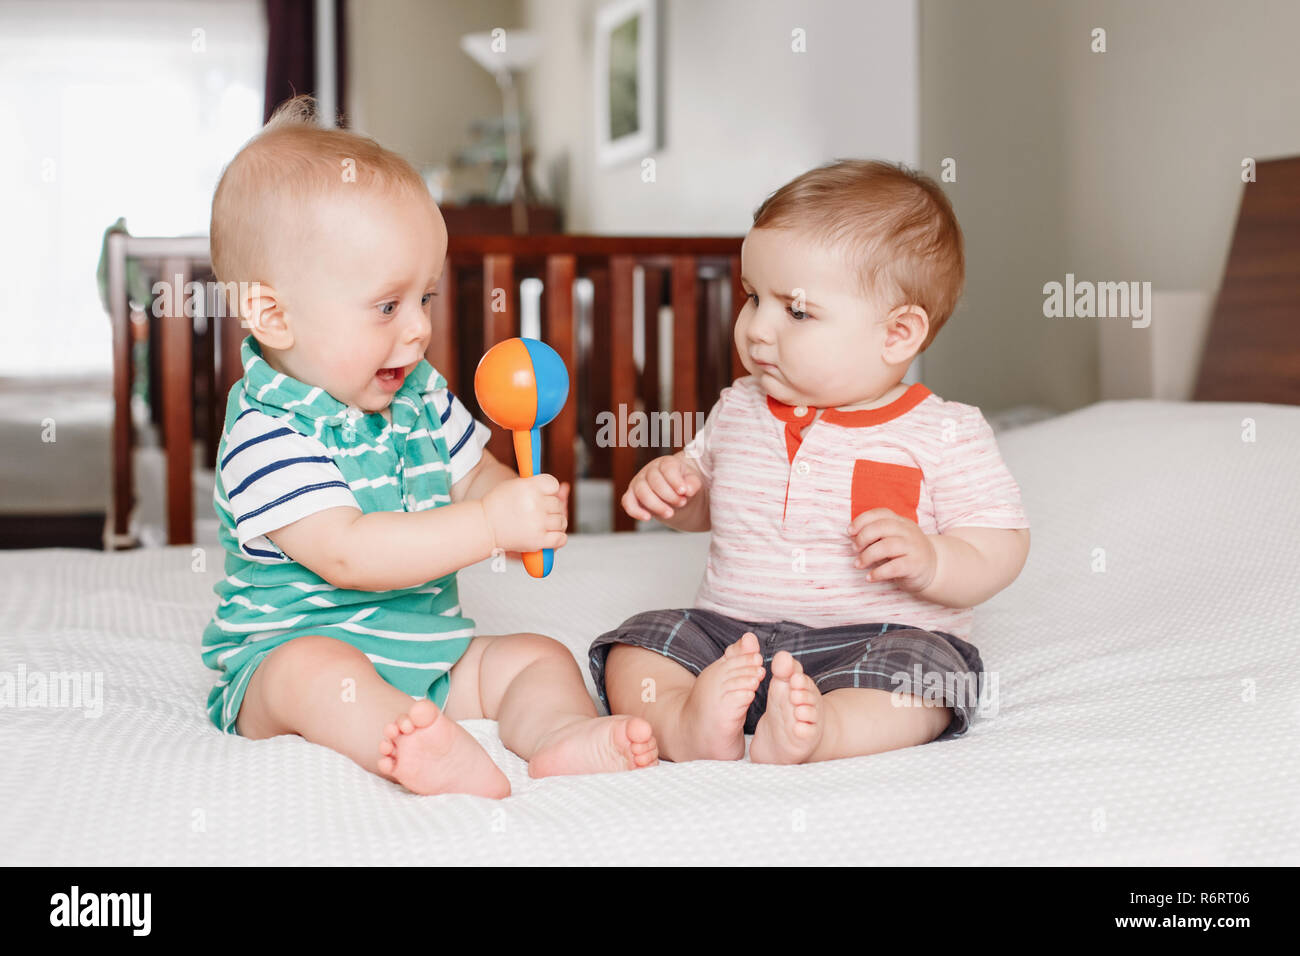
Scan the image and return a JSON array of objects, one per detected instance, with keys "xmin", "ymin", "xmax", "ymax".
[{"xmin": 375, "ymin": 363, "xmax": 411, "ymax": 388}]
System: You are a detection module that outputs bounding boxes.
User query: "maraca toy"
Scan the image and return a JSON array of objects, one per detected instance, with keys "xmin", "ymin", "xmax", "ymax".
[{"xmin": 473, "ymin": 337, "xmax": 570, "ymax": 578}]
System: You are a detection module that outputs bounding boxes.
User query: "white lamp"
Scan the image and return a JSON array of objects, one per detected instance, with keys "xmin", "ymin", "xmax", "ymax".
[{"xmin": 460, "ymin": 30, "xmax": 542, "ymax": 233}]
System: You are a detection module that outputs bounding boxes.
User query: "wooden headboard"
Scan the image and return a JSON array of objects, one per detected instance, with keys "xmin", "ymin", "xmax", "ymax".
[{"xmin": 1193, "ymin": 155, "xmax": 1300, "ymax": 405}]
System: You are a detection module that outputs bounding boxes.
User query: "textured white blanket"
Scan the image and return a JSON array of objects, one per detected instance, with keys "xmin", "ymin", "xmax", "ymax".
[{"xmin": 2, "ymin": 399, "xmax": 1297, "ymax": 865}]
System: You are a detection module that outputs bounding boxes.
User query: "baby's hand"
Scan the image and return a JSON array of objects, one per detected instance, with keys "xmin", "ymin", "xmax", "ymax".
[
  {"xmin": 482, "ymin": 474, "xmax": 568, "ymax": 554},
  {"xmin": 848, "ymin": 508, "xmax": 937, "ymax": 593},
  {"xmin": 504, "ymin": 482, "xmax": 569, "ymax": 561},
  {"xmin": 622, "ymin": 453, "xmax": 704, "ymax": 522}
]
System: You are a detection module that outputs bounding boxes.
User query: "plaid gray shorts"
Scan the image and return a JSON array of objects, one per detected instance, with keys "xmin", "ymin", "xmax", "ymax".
[{"xmin": 588, "ymin": 607, "xmax": 985, "ymax": 740}]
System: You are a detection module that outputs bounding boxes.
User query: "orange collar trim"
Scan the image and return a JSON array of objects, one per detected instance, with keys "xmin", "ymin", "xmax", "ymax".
[{"xmin": 765, "ymin": 383, "xmax": 932, "ymax": 428}]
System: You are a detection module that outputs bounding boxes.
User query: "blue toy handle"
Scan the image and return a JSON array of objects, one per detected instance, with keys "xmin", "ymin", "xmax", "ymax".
[{"xmin": 512, "ymin": 426, "xmax": 553, "ymax": 578}]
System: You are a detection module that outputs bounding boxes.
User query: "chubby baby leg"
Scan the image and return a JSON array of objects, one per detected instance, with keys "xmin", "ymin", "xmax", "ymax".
[
  {"xmin": 237, "ymin": 635, "xmax": 508, "ymax": 798},
  {"xmin": 448, "ymin": 633, "xmax": 659, "ymax": 777},
  {"xmin": 814, "ymin": 687, "xmax": 953, "ymax": 760},
  {"xmin": 604, "ymin": 633, "xmax": 766, "ymax": 762}
]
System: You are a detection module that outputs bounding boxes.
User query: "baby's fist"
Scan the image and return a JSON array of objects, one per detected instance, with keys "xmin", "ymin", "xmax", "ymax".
[
  {"xmin": 848, "ymin": 508, "xmax": 937, "ymax": 593},
  {"xmin": 482, "ymin": 474, "xmax": 568, "ymax": 554},
  {"xmin": 623, "ymin": 453, "xmax": 703, "ymax": 522}
]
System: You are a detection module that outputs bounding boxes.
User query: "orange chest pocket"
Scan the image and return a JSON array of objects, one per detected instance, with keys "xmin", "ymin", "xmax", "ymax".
[{"xmin": 850, "ymin": 459, "xmax": 924, "ymax": 524}]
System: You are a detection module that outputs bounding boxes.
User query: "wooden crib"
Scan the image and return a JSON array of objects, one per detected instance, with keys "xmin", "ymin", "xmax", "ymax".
[{"xmin": 106, "ymin": 233, "xmax": 745, "ymax": 548}]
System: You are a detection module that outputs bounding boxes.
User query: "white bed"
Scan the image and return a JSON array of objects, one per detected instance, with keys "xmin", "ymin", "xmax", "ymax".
[
  {"xmin": 2, "ymin": 399, "xmax": 1297, "ymax": 865},
  {"xmin": 0, "ymin": 373, "xmax": 112, "ymax": 516}
]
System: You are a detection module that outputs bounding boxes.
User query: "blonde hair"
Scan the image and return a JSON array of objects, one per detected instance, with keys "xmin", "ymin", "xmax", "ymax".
[
  {"xmin": 209, "ymin": 94, "xmax": 430, "ymax": 292},
  {"xmin": 752, "ymin": 159, "xmax": 965, "ymax": 351}
]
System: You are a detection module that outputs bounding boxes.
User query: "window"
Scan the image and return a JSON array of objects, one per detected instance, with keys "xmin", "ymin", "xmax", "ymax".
[{"xmin": 0, "ymin": 0, "xmax": 266, "ymax": 375}]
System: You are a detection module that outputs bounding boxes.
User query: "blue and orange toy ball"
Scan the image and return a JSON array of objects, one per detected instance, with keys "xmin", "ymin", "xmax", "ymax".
[{"xmin": 473, "ymin": 337, "xmax": 569, "ymax": 578}]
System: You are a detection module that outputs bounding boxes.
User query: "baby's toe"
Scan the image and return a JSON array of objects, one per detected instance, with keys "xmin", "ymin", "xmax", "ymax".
[
  {"xmin": 625, "ymin": 716, "xmax": 654, "ymax": 745},
  {"xmin": 770, "ymin": 650, "xmax": 795, "ymax": 680},
  {"xmin": 792, "ymin": 720, "xmax": 818, "ymax": 739},
  {"xmin": 407, "ymin": 699, "xmax": 441, "ymax": 727},
  {"xmin": 723, "ymin": 676, "xmax": 759, "ymax": 695}
]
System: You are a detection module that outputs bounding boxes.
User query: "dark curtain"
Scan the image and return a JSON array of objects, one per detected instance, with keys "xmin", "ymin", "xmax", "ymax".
[{"xmin": 263, "ymin": 0, "xmax": 349, "ymax": 126}]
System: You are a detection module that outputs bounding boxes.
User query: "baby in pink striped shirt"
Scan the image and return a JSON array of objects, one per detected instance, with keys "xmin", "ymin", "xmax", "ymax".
[{"xmin": 589, "ymin": 160, "xmax": 1031, "ymax": 764}]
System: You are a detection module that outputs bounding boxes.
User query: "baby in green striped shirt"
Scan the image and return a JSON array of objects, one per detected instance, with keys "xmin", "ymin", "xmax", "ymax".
[{"xmin": 201, "ymin": 95, "xmax": 659, "ymax": 797}]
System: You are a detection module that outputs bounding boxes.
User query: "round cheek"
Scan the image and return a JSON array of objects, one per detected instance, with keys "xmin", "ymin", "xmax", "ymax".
[
  {"xmin": 783, "ymin": 327, "xmax": 840, "ymax": 398},
  {"xmin": 319, "ymin": 353, "xmax": 369, "ymax": 400},
  {"xmin": 821, "ymin": 346, "xmax": 863, "ymax": 391},
  {"xmin": 821, "ymin": 330, "xmax": 881, "ymax": 396},
  {"xmin": 732, "ymin": 312, "xmax": 750, "ymax": 357}
]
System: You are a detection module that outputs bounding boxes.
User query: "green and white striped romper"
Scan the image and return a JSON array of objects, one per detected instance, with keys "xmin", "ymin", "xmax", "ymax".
[{"xmin": 200, "ymin": 335, "xmax": 491, "ymax": 734}]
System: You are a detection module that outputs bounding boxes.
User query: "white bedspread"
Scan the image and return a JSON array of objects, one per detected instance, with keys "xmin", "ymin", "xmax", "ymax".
[
  {"xmin": 2, "ymin": 399, "xmax": 1297, "ymax": 865},
  {"xmin": 0, "ymin": 374, "xmax": 112, "ymax": 514}
]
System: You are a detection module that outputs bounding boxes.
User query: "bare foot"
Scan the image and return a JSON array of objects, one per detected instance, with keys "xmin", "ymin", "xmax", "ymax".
[
  {"xmin": 377, "ymin": 698, "xmax": 511, "ymax": 798},
  {"xmin": 750, "ymin": 650, "xmax": 823, "ymax": 764},
  {"xmin": 528, "ymin": 715, "xmax": 659, "ymax": 778},
  {"xmin": 673, "ymin": 631, "xmax": 765, "ymax": 761}
]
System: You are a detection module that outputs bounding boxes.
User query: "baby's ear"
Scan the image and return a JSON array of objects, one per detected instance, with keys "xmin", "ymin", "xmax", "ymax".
[
  {"xmin": 883, "ymin": 303, "xmax": 928, "ymax": 357},
  {"xmin": 241, "ymin": 282, "xmax": 294, "ymax": 350}
]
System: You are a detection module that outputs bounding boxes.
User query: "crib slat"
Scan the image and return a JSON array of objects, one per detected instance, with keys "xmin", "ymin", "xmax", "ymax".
[
  {"xmin": 482, "ymin": 254, "xmax": 516, "ymax": 464},
  {"xmin": 586, "ymin": 266, "xmax": 611, "ymax": 480},
  {"xmin": 197, "ymin": 287, "xmax": 218, "ymax": 468},
  {"xmin": 729, "ymin": 253, "xmax": 747, "ymax": 382},
  {"xmin": 107, "ymin": 233, "xmax": 133, "ymax": 546},
  {"xmin": 610, "ymin": 255, "xmax": 638, "ymax": 532},
  {"xmin": 671, "ymin": 256, "xmax": 699, "ymax": 420},
  {"xmin": 482, "ymin": 254, "xmax": 516, "ymax": 348},
  {"xmin": 544, "ymin": 254, "xmax": 577, "ymax": 527},
  {"xmin": 703, "ymin": 277, "xmax": 725, "ymax": 409},
  {"xmin": 641, "ymin": 266, "xmax": 664, "ymax": 415},
  {"xmin": 428, "ymin": 259, "xmax": 458, "ymax": 394},
  {"xmin": 161, "ymin": 257, "xmax": 194, "ymax": 545},
  {"xmin": 639, "ymin": 266, "xmax": 665, "ymax": 474}
]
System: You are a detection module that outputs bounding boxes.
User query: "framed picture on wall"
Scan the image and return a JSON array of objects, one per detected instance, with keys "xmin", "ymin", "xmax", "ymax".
[{"xmin": 594, "ymin": 0, "xmax": 660, "ymax": 168}]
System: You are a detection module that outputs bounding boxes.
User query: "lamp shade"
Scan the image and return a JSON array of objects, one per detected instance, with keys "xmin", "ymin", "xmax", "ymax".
[{"xmin": 460, "ymin": 30, "xmax": 542, "ymax": 74}]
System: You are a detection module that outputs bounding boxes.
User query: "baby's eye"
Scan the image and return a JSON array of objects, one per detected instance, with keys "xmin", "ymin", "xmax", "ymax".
[
  {"xmin": 421, "ymin": 292, "xmax": 435, "ymax": 307},
  {"xmin": 746, "ymin": 291, "xmax": 758, "ymax": 307},
  {"xmin": 788, "ymin": 305, "xmax": 808, "ymax": 320},
  {"xmin": 379, "ymin": 301, "xmax": 398, "ymax": 317}
]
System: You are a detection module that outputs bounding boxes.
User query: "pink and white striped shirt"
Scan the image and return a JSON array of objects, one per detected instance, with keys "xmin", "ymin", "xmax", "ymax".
[{"xmin": 683, "ymin": 376, "xmax": 1029, "ymax": 641}]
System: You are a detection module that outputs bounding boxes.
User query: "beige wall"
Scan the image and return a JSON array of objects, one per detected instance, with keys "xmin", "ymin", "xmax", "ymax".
[
  {"xmin": 919, "ymin": 0, "xmax": 1078, "ymax": 413},
  {"xmin": 921, "ymin": 0, "xmax": 1300, "ymax": 413},
  {"xmin": 520, "ymin": 0, "xmax": 920, "ymax": 233},
  {"xmin": 1058, "ymin": 0, "xmax": 1300, "ymax": 289},
  {"xmin": 346, "ymin": 0, "xmax": 521, "ymax": 185}
]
